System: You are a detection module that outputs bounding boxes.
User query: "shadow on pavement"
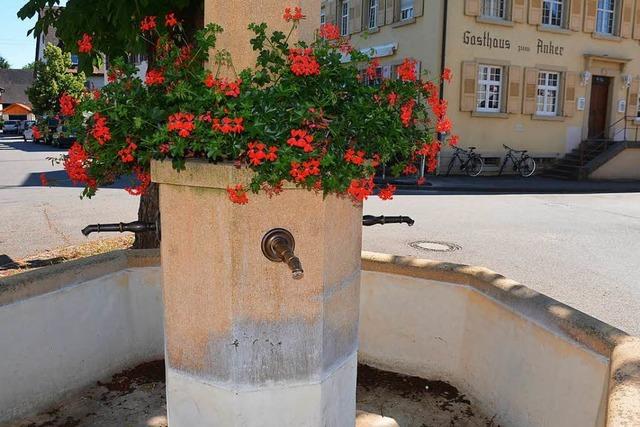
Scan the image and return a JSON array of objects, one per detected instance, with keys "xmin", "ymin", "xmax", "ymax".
[
  {"xmin": 17, "ymin": 171, "xmax": 131, "ymax": 190},
  {"xmin": 0, "ymin": 140, "xmax": 67, "ymax": 153}
]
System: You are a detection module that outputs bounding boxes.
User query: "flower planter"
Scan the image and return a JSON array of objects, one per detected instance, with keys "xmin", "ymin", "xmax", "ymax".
[{"xmin": 151, "ymin": 160, "xmax": 363, "ymax": 426}]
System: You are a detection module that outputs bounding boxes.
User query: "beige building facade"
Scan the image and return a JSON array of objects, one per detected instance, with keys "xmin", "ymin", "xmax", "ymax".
[{"xmin": 320, "ymin": 0, "xmax": 640, "ymax": 173}]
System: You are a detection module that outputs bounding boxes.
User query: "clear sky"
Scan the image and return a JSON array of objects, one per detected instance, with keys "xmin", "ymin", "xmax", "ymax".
[{"xmin": 0, "ymin": 0, "xmax": 67, "ymax": 68}]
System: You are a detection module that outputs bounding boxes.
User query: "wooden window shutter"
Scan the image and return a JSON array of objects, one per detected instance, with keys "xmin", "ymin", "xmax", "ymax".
[
  {"xmin": 460, "ymin": 61, "xmax": 478, "ymax": 112},
  {"xmin": 634, "ymin": 0, "xmax": 640, "ymax": 39},
  {"xmin": 569, "ymin": 0, "xmax": 583, "ymax": 31},
  {"xmin": 523, "ymin": 67, "xmax": 539, "ymax": 114},
  {"xmin": 507, "ymin": 66, "xmax": 523, "ymax": 114},
  {"xmin": 349, "ymin": 0, "xmax": 363, "ymax": 34},
  {"xmin": 529, "ymin": 0, "xmax": 542, "ymax": 25},
  {"xmin": 627, "ymin": 79, "xmax": 639, "ymax": 117},
  {"xmin": 326, "ymin": 0, "xmax": 338, "ymax": 24},
  {"xmin": 563, "ymin": 71, "xmax": 578, "ymax": 117},
  {"xmin": 464, "ymin": 0, "xmax": 480, "ymax": 16},
  {"xmin": 385, "ymin": 0, "xmax": 396, "ymax": 24},
  {"xmin": 584, "ymin": 0, "xmax": 597, "ymax": 32},
  {"xmin": 620, "ymin": 0, "xmax": 633, "ymax": 38},
  {"xmin": 512, "ymin": 0, "xmax": 526, "ymax": 23},
  {"xmin": 376, "ymin": 0, "xmax": 386, "ymax": 27},
  {"xmin": 414, "ymin": 0, "xmax": 424, "ymax": 17}
]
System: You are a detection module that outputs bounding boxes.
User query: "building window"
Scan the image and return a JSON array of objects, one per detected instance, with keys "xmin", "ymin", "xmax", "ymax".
[
  {"xmin": 476, "ymin": 65, "xmax": 503, "ymax": 112},
  {"xmin": 320, "ymin": 7, "xmax": 326, "ymax": 25},
  {"xmin": 341, "ymin": 1, "xmax": 349, "ymax": 36},
  {"xmin": 536, "ymin": 71, "xmax": 560, "ymax": 116},
  {"xmin": 482, "ymin": 0, "xmax": 506, "ymax": 19},
  {"xmin": 368, "ymin": 0, "xmax": 378, "ymax": 28},
  {"xmin": 596, "ymin": 0, "xmax": 616, "ymax": 34},
  {"xmin": 542, "ymin": 0, "xmax": 563, "ymax": 26},
  {"xmin": 636, "ymin": 96, "xmax": 640, "ymax": 117},
  {"xmin": 361, "ymin": 66, "xmax": 383, "ymax": 86},
  {"xmin": 400, "ymin": 0, "xmax": 414, "ymax": 20}
]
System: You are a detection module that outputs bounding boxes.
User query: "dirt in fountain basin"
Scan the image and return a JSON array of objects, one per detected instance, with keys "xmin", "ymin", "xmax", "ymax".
[{"xmin": 2, "ymin": 361, "xmax": 497, "ymax": 427}]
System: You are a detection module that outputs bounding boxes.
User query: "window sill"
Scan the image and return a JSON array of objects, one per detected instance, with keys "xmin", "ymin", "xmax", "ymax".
[
  {"xmin": 472, "ymin": 111, "xmax": 509, "ymax": 118},
  {"xmin": 531, "ymin": 114, "xmax": 565, "ymax": 121},
  {"xmin": 365, "ymin": 27, "xmax": 380, "ymax": 34},
  {"xmin": 476, "ymin": 16, "xmax": 514, "ymax": 27},
  {"xmin": 592, "ymin": 32, "xmax": 622, "ymax": 42},
  {"xmin": 537, "ymin": 25, "xmax": 572, "ymax": 35},
  {"xmin": 391, "ymin": 17, "xmax": 416, "ymax": 28}
]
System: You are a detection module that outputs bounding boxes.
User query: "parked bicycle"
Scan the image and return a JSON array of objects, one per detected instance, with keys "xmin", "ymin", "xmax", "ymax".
[
  {"xmin": 499, "ymin": 144, "xmax": 536, "ymax": 177},
  {"xmin": 446, "ymin": 146, "xmax": 485, "ymax": 177}
]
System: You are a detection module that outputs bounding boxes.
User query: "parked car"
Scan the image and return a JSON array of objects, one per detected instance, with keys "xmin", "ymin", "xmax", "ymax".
[
  {"xmin": 22, "ymin": 122, "xmax": 40, "ymax": 143},
  {"xmin": 2, "ymin": 120, "xmax": 20, "ymax": 135}
]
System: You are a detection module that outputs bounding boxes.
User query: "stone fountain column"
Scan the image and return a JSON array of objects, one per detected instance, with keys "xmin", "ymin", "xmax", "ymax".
[{"xmin": 153, "ymin": 161, "xmax": 362, "ymax": 426}]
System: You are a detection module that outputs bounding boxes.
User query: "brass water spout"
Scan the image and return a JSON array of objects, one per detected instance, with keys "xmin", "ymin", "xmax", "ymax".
[{"xmin": 261, "ymin": 228, "xmax": 304, "ymax": 280}]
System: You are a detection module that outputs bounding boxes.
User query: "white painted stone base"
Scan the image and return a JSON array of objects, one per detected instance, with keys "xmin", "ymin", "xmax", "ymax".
[{"xmin": 166, "ymin": 352, "xmax": 357, "ymax": 427}]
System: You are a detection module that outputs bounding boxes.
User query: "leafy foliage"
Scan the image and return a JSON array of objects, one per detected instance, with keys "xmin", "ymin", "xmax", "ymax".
[
  {"xmin": 27, "ymin": 44, "xmax": 86, "ymax": 115},
  {"xmin": 0, "ymin": 56, "xmax": 10, "ymax": 69},
  {"xmin": 18, "ymin": 0, "xmax": 200, "ymax": 75},
  {"xmin": 58, "ymin": 13, "xmax": 453, "ymax": 203}
]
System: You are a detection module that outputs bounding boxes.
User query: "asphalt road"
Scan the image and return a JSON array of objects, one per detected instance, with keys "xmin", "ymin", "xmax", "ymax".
[
  {"xmin": 1, "ymin": 136, "xmax": 639, "ymax": 336},
  {"xmin": 0, "ymin": 136, "xmax": 139, "ymax": 261}
]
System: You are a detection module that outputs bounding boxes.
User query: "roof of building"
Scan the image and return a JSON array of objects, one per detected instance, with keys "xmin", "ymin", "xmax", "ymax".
[
  {"xmin": 3, "ymin": 103, "xmax": 33, "ymax": 115},
  {"xmin": 0, "ymin": 69, "xmax": 34, "ymax": 107}
]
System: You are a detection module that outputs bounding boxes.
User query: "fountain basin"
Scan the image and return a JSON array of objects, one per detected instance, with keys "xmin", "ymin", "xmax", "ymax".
[{"xmin": 0, "ymin": 250, "xmax": 638, "ymax": 426}]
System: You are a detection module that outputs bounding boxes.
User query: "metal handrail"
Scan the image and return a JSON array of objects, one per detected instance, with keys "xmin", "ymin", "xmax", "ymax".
[{"xmin": 579, "ymin": 116, "xmax": 639, "ymax": 167}]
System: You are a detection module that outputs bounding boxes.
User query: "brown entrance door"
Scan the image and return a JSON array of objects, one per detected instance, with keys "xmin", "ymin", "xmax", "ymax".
[{"xmin": 588, "ymin": 76, "xmax": 610, "ymax": 139}]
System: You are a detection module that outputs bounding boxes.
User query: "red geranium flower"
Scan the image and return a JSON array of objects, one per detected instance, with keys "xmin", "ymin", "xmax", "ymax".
[
  {"xmin": 287, "ymin": 129, "xmax": 314, "ymax": 152},
  {"xmin": 400, "ymin": 99, "xmax": 416, "ymax": 127},
  {"xmin": 39, "ymin": 173, "xmax": 48, "ymax": 186},
  {"xmin": 91, "ymin": 113, "xmax": 112, "ymax": 145},
  {"xmin": 387, "ymin": 92, "xmax": 398, "ymax": 106},
  {"xmin": 366, "ymin": 58, "xmax": 381, "ymax": 81},
  {"xmin": 290, "ymin": 159, "xmax": 321, "ymax": 182},
  {"xmin": 126, "ymin": 166, "xmax": 151, "ymax": 196},
  {"xmin": 397, "ymin": 58, "xmax": 417, "ymax": 82},
  {"xmin": 64, "ymin": 142, "xmax": 95, "ymax": 188},
  {"xmin": 212, "ymin": 117, "xmax": 244, "ymax": 134},
  {"xmin": 436, "ymin": 117, "xmax": 452, "ymax": 134},
  {"xmin": 32, "ymin": 126, "xmax": 41, "ymax": 140},
  {"xmin": 227, "ymin": 184, "xmax": 249, "ymax": 204},
  {"xmin": 140, "ymin": 16, "xmax": 157, "ymax": 31},
  {"xmin": 442, "ymin": 67, "xmax": 453, "ymax": 83},
  {"xmin": 165, "ymin": 13, "xmax": 179, "ymax": 27},
  {"xmin": 77, "ymin": 34, "xmax": 92, "ymax": 53},
  {"xmin": 145, "ymin": 69, "xmax": 165, "ymax": 86},
  {"xmin": 283, "ymin": 7, "xmax": 305, "ymax": 22},
  {"xmin": 59, "ymin": 93, "xmax": 77, "ymax": 117},
  {"xmin": 378, "ymin": 184, "xmax": 396, "ymax": 200},
  {"xmin": 288, "ymin": 48, "xmax": 320, "ymax": 77},
  {"xmin": 319, "ymin": 23, "xmax": 340, "ymax": 40},
  {"xmin": 168, "ymin": 112, "xmax": 195, "ymax": 138},
  {"xmin": 344, "ymin": 148, "xmax": 366, "ymax": 166},
  {"xmin": 347, "ymin": 177, "xmax": 374, "ymax": 202},
  {"xmin": 118, "ymin": 138, "xmax": 138, "ymax": 163}
]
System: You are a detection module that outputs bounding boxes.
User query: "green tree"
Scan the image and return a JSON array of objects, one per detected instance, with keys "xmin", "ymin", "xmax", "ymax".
[
  {"xmin": 22, "ymin": 61, "xmax": 36, "ymax": 70},
  {"xmin": 18, "ymin": 0, "xmax": 204, "ymax": 249},
  {"xmin": 0, "ymin": 56, "xmax": 10, "ymax": 69},
  {"xmin": 27, "ymin": 44, "xmax": 85, "ymax": 116}
]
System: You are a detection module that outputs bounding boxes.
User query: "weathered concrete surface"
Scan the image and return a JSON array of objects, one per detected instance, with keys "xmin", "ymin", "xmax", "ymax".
[
  {"xmin": 0, "ymin": 251, "xmax": 163, "ymax": 423},
  {"xmin": 153, "ymin": 161, "xmax": 362, "ymax": 425},
  {"xmin": 1, "ymin": 361, "xmax": 493, "ymax": 427}
]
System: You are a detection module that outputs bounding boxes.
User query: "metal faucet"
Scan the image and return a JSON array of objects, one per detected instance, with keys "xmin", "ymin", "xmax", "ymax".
[
  {"xmin": 261, "ymin": 228, "xmax": 304, "ymax": 280},
  {"xmin": 81, "ymin": 215, "xmax": 161, "ymax": 241},
  {"xmin": 362, "ymin": 215, "xmax": 415, "ymax": 227}
]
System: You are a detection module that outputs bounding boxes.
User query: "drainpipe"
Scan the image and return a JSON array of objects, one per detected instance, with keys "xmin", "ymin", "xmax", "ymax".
[{"xmin": 435, "ymin": 0, "xmax": 449, "ymax": 176}]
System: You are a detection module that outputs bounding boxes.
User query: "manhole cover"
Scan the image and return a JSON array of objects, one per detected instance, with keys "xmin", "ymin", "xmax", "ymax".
[{"xmin": 410, "ymin": 241, "xmax": 461, "ymax": 253}]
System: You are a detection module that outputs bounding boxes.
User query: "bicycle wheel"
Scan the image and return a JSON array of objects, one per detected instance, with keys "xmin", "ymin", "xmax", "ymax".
[
  {"xmin": 519, "ymin": 156, "xmax": 536, "ymax": 177},
  {"xmin": 466, "ymin": 156, "xmax": 484, "ymax": 177},
  {"xmin": 446, "ymin": 156, "xmax": 456, "ymax": 176}
]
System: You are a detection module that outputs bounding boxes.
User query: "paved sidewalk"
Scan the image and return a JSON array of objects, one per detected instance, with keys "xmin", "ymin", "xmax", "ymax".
[{"xmin": 377, "ymin": 175, "xmax": 640, "ymax": 194}]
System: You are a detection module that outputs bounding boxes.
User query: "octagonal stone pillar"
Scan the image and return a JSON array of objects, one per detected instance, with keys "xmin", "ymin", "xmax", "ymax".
[{"xmin": 152, "ymin": 161, "xmax": 362, "ymax": 426}]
